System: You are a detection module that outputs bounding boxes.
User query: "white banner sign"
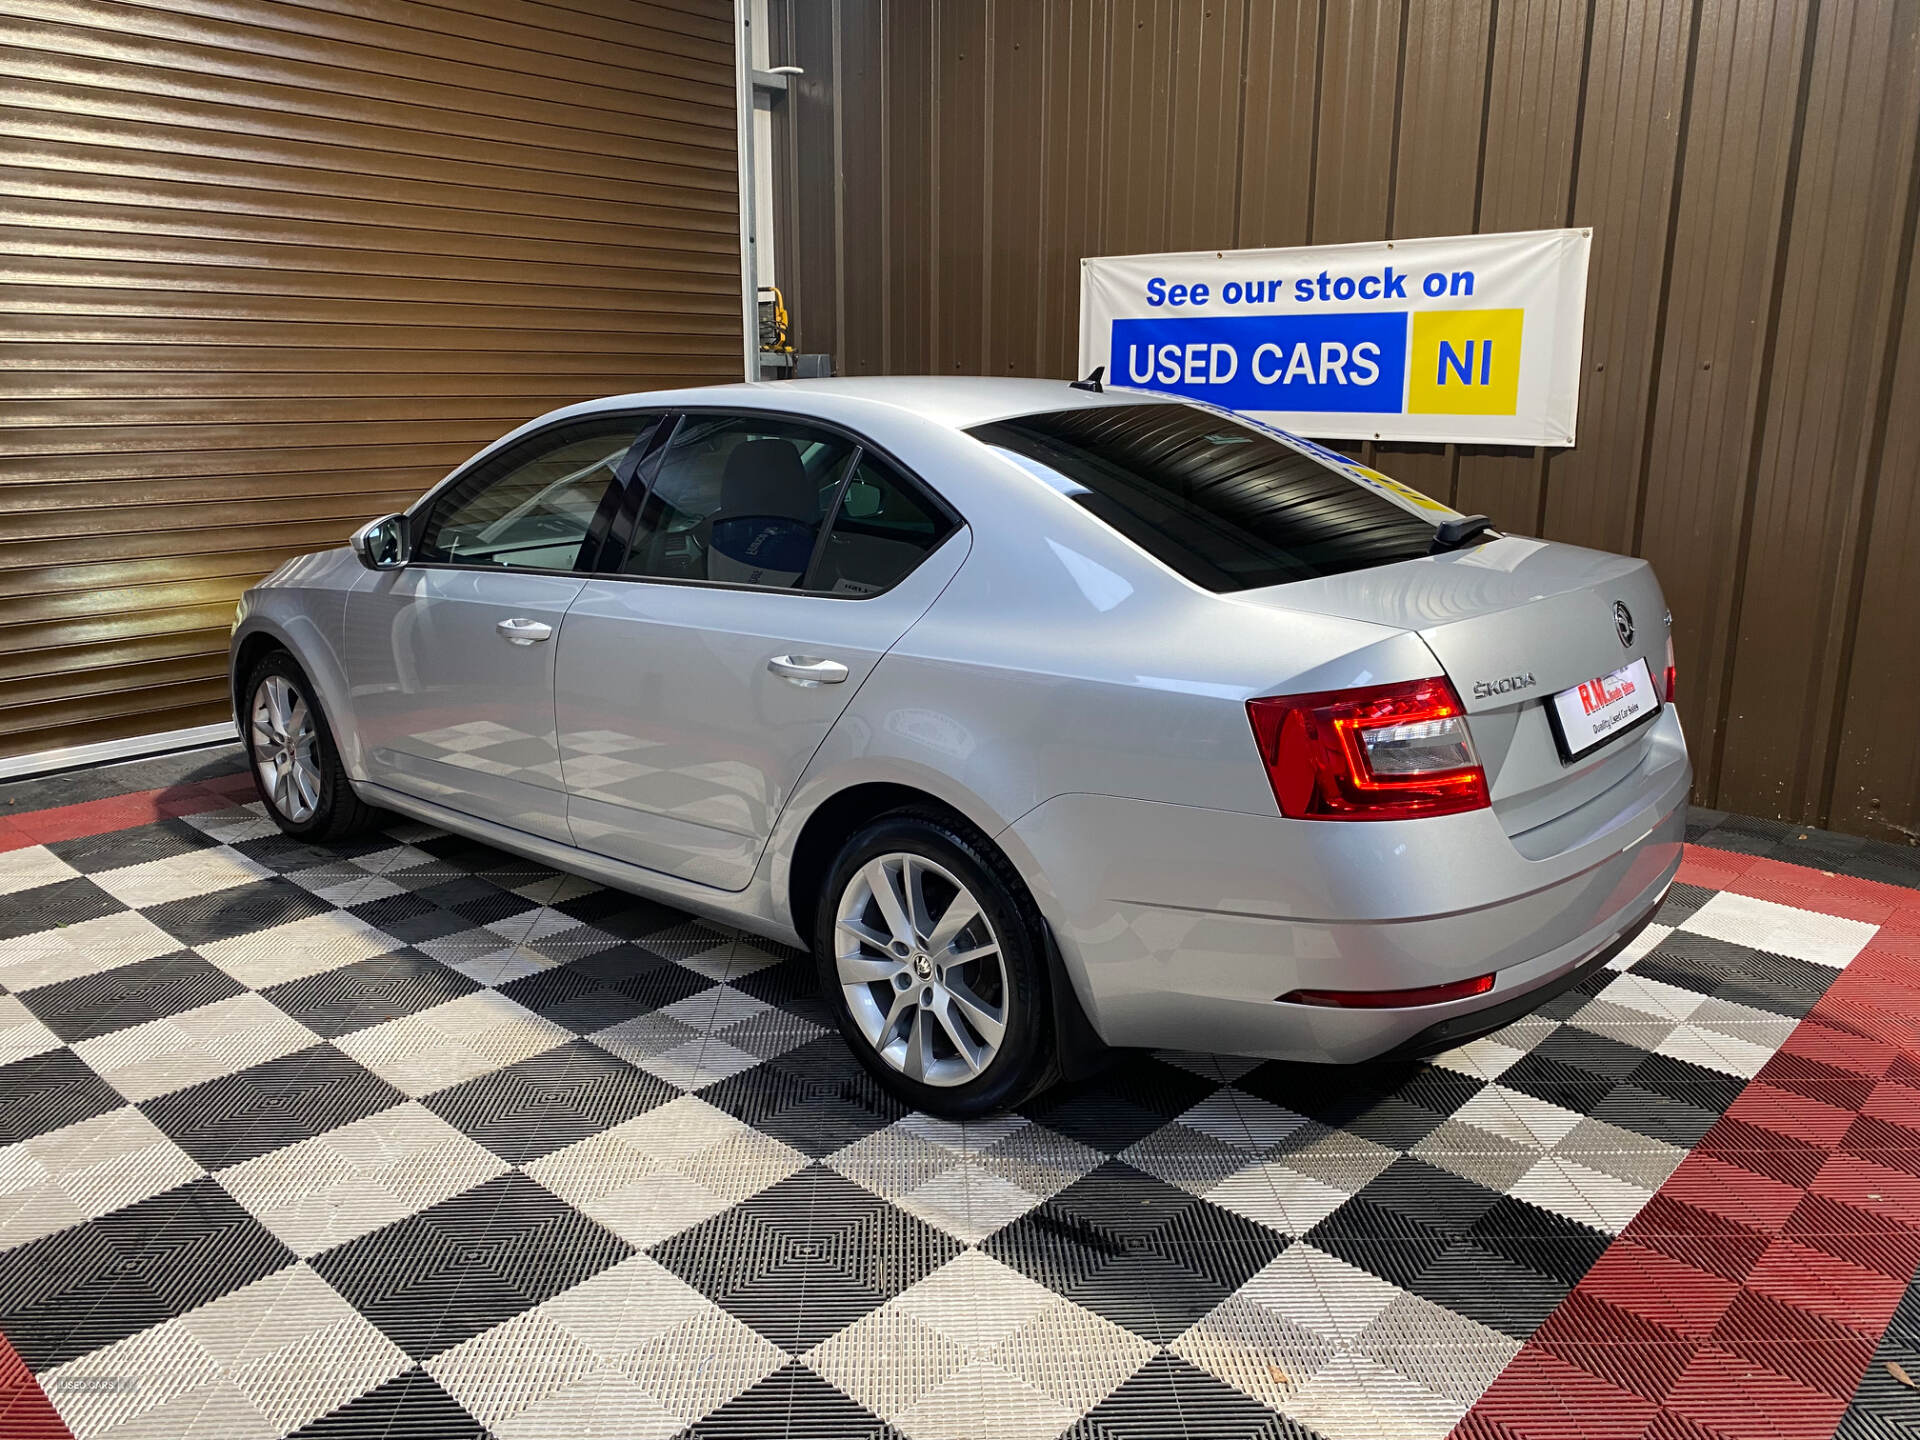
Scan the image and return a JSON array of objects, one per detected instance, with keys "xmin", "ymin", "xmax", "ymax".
[{"xmin": 1078, "ymin": 228, "xmax": 1591, "ymax": 446}]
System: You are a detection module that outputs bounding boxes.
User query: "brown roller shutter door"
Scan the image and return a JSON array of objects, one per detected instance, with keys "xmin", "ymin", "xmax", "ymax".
[{"xmin": 0, "ymin": 0, "xmax": 742, "ymax": 761}]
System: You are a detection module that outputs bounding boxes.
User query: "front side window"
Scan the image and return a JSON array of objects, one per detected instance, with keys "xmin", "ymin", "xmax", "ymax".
[
  {"xmin": 967, "ymin": 403, "xmax": 1440, "ymax": 592},
  {"xmin": 414, "ymin": 414, "xmax": 655, "ymax": 571},
  {"xmin": 620, "ymin": 414, "xmax": 857, "ymax": 589}
]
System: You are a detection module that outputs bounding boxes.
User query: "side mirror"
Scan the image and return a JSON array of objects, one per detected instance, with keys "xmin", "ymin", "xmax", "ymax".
[{"xmin": 351, "ymin": 513, "xmax": 410, "ymax": 571}]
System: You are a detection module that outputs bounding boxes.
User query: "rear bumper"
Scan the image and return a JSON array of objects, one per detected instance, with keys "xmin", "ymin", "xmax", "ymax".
[
  {"xmin": 1379, "ymin": 892, "xmax": 1662, "ymax": 1059},
  {"xmin": 1006, "ymin": 715, "xmax": 1689, "ymax": 1064}
]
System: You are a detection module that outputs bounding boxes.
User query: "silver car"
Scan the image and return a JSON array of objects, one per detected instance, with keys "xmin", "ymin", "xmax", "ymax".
[{"xmin": 230, "ymin": 378, "xmax": 1689, "ymax": 1117}]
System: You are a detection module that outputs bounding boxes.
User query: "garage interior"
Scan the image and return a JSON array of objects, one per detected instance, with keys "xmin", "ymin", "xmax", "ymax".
[{"xmin": 3, "ymin": 3, "xmax": 1919, "ymax": 1440}]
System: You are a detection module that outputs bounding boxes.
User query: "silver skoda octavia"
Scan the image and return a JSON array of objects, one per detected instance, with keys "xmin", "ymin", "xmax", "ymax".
[{"xmin": 230, "ymin": 378, "xmax": 1689, "ymax": 1116}]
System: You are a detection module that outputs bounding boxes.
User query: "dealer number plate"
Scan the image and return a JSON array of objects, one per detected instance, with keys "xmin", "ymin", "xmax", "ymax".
[{"xmin": 1547, "ymin": 657, "xmax": 1659, "ymax": 761}]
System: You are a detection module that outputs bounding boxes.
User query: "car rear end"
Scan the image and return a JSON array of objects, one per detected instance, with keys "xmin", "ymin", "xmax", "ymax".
[{"xmin": 973, "ymin": 400, "xmax": 1689, "ymax": 1063}]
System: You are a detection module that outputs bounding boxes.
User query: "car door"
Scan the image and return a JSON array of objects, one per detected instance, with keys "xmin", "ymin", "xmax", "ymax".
[
  {"xmin": 343, "ymin": 412, "xmax": 660, "ymax": 841},
  {"xmin": 553, "ymin": 411, "xmax": 969, "ymax": 889}
]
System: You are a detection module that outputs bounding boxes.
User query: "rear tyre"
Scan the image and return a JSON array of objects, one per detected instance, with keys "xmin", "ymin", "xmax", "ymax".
[
  {"xmin": 242, "ymin": 650, "xmax": 378, "ymax": 842},
  {"xmin": 815, "ymin": 810, "xmax": 1057, "ymax": 1117}
]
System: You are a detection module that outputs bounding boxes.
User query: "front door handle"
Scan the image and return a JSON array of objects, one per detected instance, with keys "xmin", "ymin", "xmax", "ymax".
[
  {"xmin": 496, "ymin": 617, "xmax": 553, "ymax": 645},
  {"xmin": 768, "ymin": 654, "xmax": 848, "ymax": 686}
]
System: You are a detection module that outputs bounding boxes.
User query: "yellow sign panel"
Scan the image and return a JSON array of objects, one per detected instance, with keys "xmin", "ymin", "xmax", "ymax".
[{"xmin": 1408, "ymin": 308, "xmax": 1523, "ymax": 416}]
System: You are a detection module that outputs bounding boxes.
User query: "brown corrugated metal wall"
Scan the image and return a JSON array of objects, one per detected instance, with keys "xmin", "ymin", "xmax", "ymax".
[
  {"xmin": 767, "ymin": 0, "xmax": 1920, "ymax": 846},
  {"xmin": 0, "ymin": 0, "xmax": 741, "ymax": 760}
]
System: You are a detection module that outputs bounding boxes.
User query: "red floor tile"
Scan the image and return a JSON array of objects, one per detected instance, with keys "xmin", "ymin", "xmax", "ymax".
[
  {"xmin": 1661, "ymin": 1345, "xmax": 1850, "ymax": 1440},
  {"xmin": 1533, "ymin": 1289, "xmax": 1698, "ymax": 1402},
  {"xmin": 1623, "ymin": 1193, "xmax": 1775, "ymax": 1286},
  {"xmin": 1726, "ymin": 860, "xmax": 1909, "ymax": 925},
  {"xmin": 0, "ymin": 1331, "xmax": 70, "ymax": 1440},
  {"xmin": 1696, "ymin": 1114, "xmax": 1832, "ymax": 1189},
  {"xmin": 1744, "ymin": 1236, "xmax": 1907, "ymax": 1334},
  {"xmin": 1781, "ymin": 1190, "xmax": 1920, "ymax": 1281},
  {"xmin": 1458, "ymin": 1349, "xmax": 1661, "ymax": 1440},
  {"xmin": 0, "ymin": 782, "xmax": 238, "ymax": 851},
  {"xmin": 1457, "ymin": 845, "xmax": 1920, "ymax": 1440},
  {"xmin": 1724, "ymin": 1082, "xmax": 1860, "ymax": 1149},
  {"xmin": 1576, "ymin": 1240, "xmax": 1742, "ymax": 1340},
  {"xmin": 1656, "ymin": 1156, "xmax": 1808, "ymax": 1236}
]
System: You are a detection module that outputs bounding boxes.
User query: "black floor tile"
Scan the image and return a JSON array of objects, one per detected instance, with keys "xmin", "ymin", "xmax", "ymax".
[
  {"xmin": 699, "ymin": 1036, "xmax": 905, "ymax": 1158},
  {"xmin": 652, "ymin": 1163, "xmax": 958, "ymax": 1353},
  {"xmin": 414, "ymin": 876, "xmax": 538, "ymax": 927},
  {"xmin": 498, "ymin": 944, "xmax": 713, "ymax": 1033},
  {"xmin": 18, "ymin": 951, "xmax": 242, "ymax": 1043},
  {"xmin": 47, "ymin": 818, "xmax": 225, "ymax": 874},
  {"xmin": 1239, "ymin": 1059, "xmax": 1482, "ymax": 1151},
  {"xmin": 422, "ymin": 1037, "xmax": 675, "ymax": 1163},
  {"xmin": 141, "ymin": 877, "xmax": 338, "ymax": 947},
  {"xmin": 290, "ymin": 1367, "xmax": 487, "ymax": 1440},
  {"xmin": 1402, "ymin": 1240, "xmax": 1573, "ymax": 1341},
  {"xmin": 314, "ymin": 1170, "xmax": 632, "ymax": 1360},
  {"xmin": 1070, "ymin": 1353, "xmax": 1317, "ymax": 1439},
  {"xmin": 0, "ymin": 876, "xmax": 125, "ymax": 941},
  {"xmin": 0, "ymin": 1177, "xmax": 294, "ymax": 1369},
  {"xmin": 0, "ymin": 1045, "xmax": 126, "ymax": 1144},
  {"xmin": 1655, "ymin": 881, "xmax": 1716, "ymax": 925},
  {"xmin": 0, "ymin": 769, "xmax": 140, "ymax": 812},
  {"xmin": 1349, "ymin": 1156, "xmax": 1509, "ymax": 1232},
  {"xmin": 1021, "ymin": 1056, "xmax": 1221, "ymax": 1156},
  {"xmin": 341, "ymin": 894, "xmax": 477, "ymax": 945},
  {"xmin": 553, "ymin": 886, "xmax": 693, "ymax": 940},
  {"xmin": 1467, "ymin": 1193, "xmax": 1611, "ymax": 1286},
  {"xmin": 677, "ymin": 1362, "xmax": 896, "ymax": 1440},
  {"xmin": 263, "ymin": 950, "xmax": 478, "ymax": 1039},
  {"xmin": 1625, "ymin": 1050, "xmax": 1748, "ymax": 1114},
  {"xmin": 986, "ymin": 1161, "xmax": 1287, "ymax": 1343},
  {"xmin": 1495, "ymin": 1051, "xmax": 1620, "ymax": 1118},
  {"xmin": 1589, "ymin": 1083, "xmax": 1721, "ymax": 1148},
  {"xmin": 1304, "ymin": 1200, "xmax": 1457, "ymax": 1292},
  {"xmin": 141, "ymin": 1043, "xmax": 407, "ymax": 1169},
  {"xmin": 230, "ymin": 831, "xmax": 392, "ymax": 875}
]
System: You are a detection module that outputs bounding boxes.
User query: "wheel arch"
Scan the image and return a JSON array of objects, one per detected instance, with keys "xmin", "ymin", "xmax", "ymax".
[
  {"xmin": 778, "ymin": 772, "xmax": 1109, "ymax": 1081},
  {"xmin": 229, "ymin": 605, "xmax": 361, "ymax": 776}
]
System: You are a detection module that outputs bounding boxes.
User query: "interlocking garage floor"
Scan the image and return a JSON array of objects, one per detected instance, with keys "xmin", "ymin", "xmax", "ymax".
[{"xmin": 1, "ymin": 747, "xmax": 1917, "ymax": 1440}]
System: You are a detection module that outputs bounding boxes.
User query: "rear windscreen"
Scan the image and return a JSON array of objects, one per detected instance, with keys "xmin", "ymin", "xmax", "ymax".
[{"xmin": 967, "ymin": 404, "xmax": 1441, "ymax": 592}]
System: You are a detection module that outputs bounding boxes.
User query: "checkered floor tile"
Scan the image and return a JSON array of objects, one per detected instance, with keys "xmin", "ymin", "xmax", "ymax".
[{"xmin": 0, "ymin": 755, "xmax": 1915, "ymax": 1440}]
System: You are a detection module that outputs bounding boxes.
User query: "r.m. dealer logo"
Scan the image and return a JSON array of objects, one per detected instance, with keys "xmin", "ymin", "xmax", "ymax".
[{"xmin": 1577, "ymin": 669, "xmax": 1637, "ymax": 715}]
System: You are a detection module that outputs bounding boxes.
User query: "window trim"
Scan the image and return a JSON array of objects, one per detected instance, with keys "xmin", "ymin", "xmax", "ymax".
[
  {"xmin": 402, "ymin": 411, "xmax": 666, "ymax": 578},
  {"xmin": 588, "ymin": 406, "xmax": 966, "ymax": 601}
]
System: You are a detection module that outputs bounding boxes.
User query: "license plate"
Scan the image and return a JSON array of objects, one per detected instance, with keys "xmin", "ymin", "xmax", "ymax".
[{"xmin": 1546, "ymin": 657, "xmax": 1660, "ymax": 761}]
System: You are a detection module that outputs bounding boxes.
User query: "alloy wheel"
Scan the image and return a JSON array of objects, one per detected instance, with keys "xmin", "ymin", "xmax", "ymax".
[
  {"xmin": 250, "ymin": 674, "xmax": 321, "ymax": 824},
  {"xmin": 834, "ymin": 851, "xmax": 1009, "ymax": 1087}
]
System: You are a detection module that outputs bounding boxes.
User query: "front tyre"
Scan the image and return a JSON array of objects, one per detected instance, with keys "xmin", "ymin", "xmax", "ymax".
[
  {"xmin": 242, "ymin": 650, "xmax": 377, "ymax": 842},
  {"xmin": 815, "ymin": 812, "xmax": 1056, "ymax": 1117}
]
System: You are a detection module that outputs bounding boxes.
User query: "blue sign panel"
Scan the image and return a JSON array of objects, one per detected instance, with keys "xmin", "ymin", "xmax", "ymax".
[{"xmin": 1110, "ymin": 312, "xmax": 1409, "ymax": 413}]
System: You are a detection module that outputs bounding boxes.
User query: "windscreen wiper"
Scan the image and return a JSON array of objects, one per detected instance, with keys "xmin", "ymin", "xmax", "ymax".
[{"xmin": 1429, "ymin": 513, "xmax": 1496, "ymax": 552}]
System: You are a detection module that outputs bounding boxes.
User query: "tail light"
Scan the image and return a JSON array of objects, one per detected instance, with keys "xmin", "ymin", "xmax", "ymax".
[
  {"xmin": 1663, "ymin": 633, "xmax": 1677, "ymax": 704},
  {"xmin": 1246, "ymin": 676, "xmax": 1490, "ymax": 820}
]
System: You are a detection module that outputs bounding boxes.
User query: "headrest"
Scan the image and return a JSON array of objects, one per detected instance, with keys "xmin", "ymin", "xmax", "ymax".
[{"xmin": 719, "ymin": 439, "xmax": 811, "ymax": 518}]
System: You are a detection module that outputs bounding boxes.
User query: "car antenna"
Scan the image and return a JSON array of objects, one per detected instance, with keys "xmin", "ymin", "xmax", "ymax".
[
  {"xmin": 1069, "ymin": 366, "xmax": 1104, "ymax": 393},
  {"xmin": 1429, "ymin": 513, "xmax": 1496, "ymax": 552}
]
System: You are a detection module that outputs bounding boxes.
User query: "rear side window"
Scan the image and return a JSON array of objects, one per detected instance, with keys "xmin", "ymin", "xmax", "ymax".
[
  {"xmin": 967, "ymin": 403, "xmax": 1439, "ymax": 591},
  {"xmin": 812, "ymin": 453, "xmax": 954, "ymax": 596}
]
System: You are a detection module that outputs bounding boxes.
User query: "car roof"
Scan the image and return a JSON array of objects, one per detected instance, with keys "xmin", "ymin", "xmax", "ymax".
[{"xmin": 561, "ymin": 376, "xmax": 1163, "ymax": 432}]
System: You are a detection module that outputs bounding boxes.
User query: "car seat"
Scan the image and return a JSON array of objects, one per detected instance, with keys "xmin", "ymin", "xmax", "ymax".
[{"xmin": 705, "ymin": 438, "xmax": 819, "ymax": 587}]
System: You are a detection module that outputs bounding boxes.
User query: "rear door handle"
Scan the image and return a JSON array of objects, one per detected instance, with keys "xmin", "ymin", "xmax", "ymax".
[
  {"xmin": 768, "ymin": 654, "xmax": 848, "ymax": 686},
  {"xmin": 496, "ymin": 617, "xmax": 553, "ymax": 645}
]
